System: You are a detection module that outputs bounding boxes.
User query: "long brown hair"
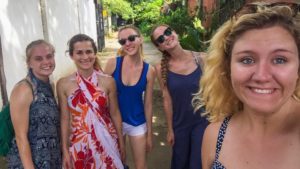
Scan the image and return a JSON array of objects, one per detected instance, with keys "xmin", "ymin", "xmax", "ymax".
[{"xmin": 150, "ymin": 24, "xmax": 172, "ymax": 86}]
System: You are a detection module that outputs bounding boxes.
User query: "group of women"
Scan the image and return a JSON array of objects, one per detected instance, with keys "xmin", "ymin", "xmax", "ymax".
[{"xmin": 5, "ymin": 1, "xmax": 300, "ymax": 169}]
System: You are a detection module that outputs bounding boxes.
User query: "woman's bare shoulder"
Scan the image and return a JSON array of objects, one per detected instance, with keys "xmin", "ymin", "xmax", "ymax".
[
  {"xmin": 205, "ymin": 121, "xmax": 223, "ymax": 140},
  {"xmin": 56, "ymin": 73, "xmax": 76, "ymax": 89},
  {"xmin": 11, "ymin": 80, "xmax": 33, "ymax": 98},
  {"xmin": 98, "ymin": 73, "xmax": 115, "ymax": 89}
]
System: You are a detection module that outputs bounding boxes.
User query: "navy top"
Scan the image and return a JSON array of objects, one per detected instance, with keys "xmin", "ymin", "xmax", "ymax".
[
  {"xmin": 6, "ymin": 69, "xmax": 62, "ymax": 169},
  {"xmin": 167, "ymin": 58, "xmax": 206, "ymax": 132},
  {"xmin": 211, "ymin": 116, "xmax": 231, "ymax": 169},
  {"xmin": 113, "ymin": 56, "xmax": 149, "ymax": 126}
]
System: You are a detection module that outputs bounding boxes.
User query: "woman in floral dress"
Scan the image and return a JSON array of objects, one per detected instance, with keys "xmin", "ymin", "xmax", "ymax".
[{"xmin": 57, "ymin": 34, "xmax": 125, "ymax": 169}]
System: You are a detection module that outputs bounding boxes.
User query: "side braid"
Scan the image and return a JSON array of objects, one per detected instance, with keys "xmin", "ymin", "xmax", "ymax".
[{"xmin": 161, "ymin": 51, "xmax": 171, "ymax": 86}]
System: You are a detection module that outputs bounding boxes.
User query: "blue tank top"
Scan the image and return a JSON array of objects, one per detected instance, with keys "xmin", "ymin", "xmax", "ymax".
[
  {"xmin": 113, "ymin": 57, "xmax": 149, "ymax": 126},
  {"xmin": 167, "ymin": 64, "xmax": 206, "ymax": 131}
]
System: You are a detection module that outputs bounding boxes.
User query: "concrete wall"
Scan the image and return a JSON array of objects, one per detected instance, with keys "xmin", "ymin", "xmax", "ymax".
[{"xmin": 0, "ymin": 0, "xmax": 98, "ymax": 99}]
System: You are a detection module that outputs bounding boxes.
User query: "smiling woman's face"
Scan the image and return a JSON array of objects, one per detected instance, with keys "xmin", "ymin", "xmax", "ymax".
[
  {"xmin": 118, "ymin": 28, "xmax": 142, "ymax": 56},
  {"xmin": 152, "ymin": 26, "xmax": 179, "ymax": 51},
  {"xmin": 230, "ymin": 26, "xmax": 299, "ymax": 114},
  {"xmin": 28, "ymin": 44, "xmax": 55, "ymax": 81}
]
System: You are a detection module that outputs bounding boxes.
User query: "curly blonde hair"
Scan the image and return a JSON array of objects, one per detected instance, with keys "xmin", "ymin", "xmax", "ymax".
[{"xmin": 193, "ymin": 3, "xmax": 300, "ymax": 122}]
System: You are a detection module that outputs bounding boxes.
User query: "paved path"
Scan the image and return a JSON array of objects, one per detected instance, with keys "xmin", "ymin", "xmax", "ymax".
[{"xmin": 98, "ymin": 36, "xmax": 172, "ymax": 169}]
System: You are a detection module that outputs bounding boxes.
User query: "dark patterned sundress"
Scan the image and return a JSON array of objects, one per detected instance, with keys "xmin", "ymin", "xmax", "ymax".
[{"xmin": 6, "ymin": 70, "xmax": 62, "ymax": 169}]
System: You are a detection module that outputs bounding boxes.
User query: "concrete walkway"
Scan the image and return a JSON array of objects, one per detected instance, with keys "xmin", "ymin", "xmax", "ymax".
[{"xmin": 98, "ymin": 36, "xmax": 172, "ymax": 169}]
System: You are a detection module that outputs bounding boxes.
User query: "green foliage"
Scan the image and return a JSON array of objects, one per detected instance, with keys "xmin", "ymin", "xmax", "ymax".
[
  {"xmin": 132, "ymin": 0, "xmax": 163, "ymax": 36},
  {"xmin": 102, "ymin": 0, "xmax": 134, "ymax": 20},
  {"xmin": 138, "ymin": 21, "xmax": 153, "ymax": 36},
  {"xmin": 133, "ymin": 0, "xmax": 163, "ymax": 23},
  {"xmin": 180, "ymin": 26, "xmax": 206, "ymax": 52},
  {"xmin": 157, "ymin": 8, "xmax": 207, "ymax": 51},
  {"xmin": 158, "ymin": 8, "xmax": 194, "ymax": 35}
]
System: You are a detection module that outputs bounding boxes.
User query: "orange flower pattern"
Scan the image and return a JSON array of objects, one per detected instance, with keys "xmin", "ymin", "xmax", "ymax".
[{"xmin": 67, "ymin": 70, "xmax": 123, "ymax": 169}]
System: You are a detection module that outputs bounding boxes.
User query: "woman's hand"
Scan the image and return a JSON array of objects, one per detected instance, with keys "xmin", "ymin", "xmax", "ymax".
[
  {"xmin": 119, "ymin": 140, "xmax": 126, "ymax": 163},
  {"xmin": 146, "ymin": 132, "xmax": 153, "ymax": 152},
  {"xmin": 167, "ymin": 129, "xmax": 175, "ymax": 146},
  {"xmin": 62, "ymin": 151, "xmax": 72, "ymax": 169}
]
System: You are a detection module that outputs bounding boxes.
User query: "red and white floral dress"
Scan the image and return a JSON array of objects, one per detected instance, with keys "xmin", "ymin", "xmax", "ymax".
[{"xmin": 67, "ymin": 70, "xmax": 123, "ymax": 169}]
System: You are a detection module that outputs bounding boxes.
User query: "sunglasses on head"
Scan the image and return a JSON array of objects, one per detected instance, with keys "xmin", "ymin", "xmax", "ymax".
[
  {"xmin": 118, "ymin": 35, "xmax": 140, "ymax": 45},
  {"xmin": 233, "ymin": 2, "xmax": 299, "ymax": 18},
  {"xmin": 155, "ymin": 27, "xmax": 173, "ymax": 44}
]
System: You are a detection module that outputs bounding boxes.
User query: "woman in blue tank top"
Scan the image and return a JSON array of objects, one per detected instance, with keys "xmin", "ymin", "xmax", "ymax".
[
  {"xmin": 150, "ymin": 24, "xmax": 208, "ymax": 169},
  {"xmin": 105, "ymin": 25, "xmax": 156, "ymax": 169}
]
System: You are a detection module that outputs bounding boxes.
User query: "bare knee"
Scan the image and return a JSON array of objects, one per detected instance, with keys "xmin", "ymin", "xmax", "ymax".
[{"xmin": 129, "ymin": 134, "xmax": 147, "ymax": 169}]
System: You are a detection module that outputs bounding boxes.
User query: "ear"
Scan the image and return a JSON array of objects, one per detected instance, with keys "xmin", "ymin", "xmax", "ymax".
[{"xmin": 27, "ymin": 63, "xmax": 33, "ymax": 69}]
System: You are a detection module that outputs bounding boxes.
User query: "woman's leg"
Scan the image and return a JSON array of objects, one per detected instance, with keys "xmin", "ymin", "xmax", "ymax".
[{"xmin": 129, "ymin": 134, "xmax": 147, "ymax": 169}]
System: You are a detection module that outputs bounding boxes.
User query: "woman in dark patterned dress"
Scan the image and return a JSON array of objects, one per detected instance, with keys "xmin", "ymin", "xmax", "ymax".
[{"xmin": 6, "ymin": 40, "xmax": 62, "ymax": 169}]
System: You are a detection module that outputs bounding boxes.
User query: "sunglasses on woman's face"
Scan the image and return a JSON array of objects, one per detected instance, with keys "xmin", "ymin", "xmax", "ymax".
[
  {"xmin": 118, "ymin": 35, "xmax": 140, "ymax": 46},
  {"xmin": 155, "ymin": 27, "xmax": 173, "ymax": 44},
  {"xmin": 233, "ymin": 2, "xmax": 299, "ymax": 18}
]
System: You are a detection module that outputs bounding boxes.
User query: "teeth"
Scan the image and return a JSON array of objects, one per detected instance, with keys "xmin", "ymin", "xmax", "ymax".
[
  {"xmin": 253, "ymin": 88, "xmax": 273, "ymax": 94},
  {"xmin": 41, "ymin": 67, "xmax": 51, "ymax": 70}
]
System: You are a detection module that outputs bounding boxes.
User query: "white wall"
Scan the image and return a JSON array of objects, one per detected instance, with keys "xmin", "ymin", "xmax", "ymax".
[
  {"xmin": 0, "ymin": 0, "xmax": 98, "ymax": 97},
  {"xmin": 0, "ymin": 0, "xmax": 44, "ymax": 96}
]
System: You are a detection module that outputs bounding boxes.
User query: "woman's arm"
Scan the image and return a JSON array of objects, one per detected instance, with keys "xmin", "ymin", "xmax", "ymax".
[
  {"xmin": 10, "ymin": 81, "xmax": 35, "ymax": 169},
  {"xmin": 144, "ymin": 65, "xmax": 155, "ymax": 152},
  {"xmin": 56, "ymin": 78, "xmax": 71, "ymax": 169},
  {"xmin": 154, "ymin": 64, "xmax": 175, "ymax": 146},
  {"xmin": 106, "ymin": 77, "xmax": 125, "ymax": 162}
]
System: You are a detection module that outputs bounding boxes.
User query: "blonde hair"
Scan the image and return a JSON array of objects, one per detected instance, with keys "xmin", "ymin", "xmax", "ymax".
[
  {"xmin": 193, "ymin": 4, "xmax": 300, "ymax": 122},
  {"xmin": 118, "ymin": 25, "xmax": 145, "ymax": 59}
]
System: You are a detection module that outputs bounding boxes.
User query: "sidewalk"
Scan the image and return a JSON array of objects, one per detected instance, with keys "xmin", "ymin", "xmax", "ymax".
[{"xmin": 98, "ymin": 35, "xmax": 172, "ymax": 169}]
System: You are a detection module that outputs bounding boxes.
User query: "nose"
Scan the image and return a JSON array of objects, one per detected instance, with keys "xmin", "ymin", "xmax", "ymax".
[
  {"xmin": 42, "ymin": 57, "xmax": 52, "ymax": 65},
  {"xmin": 252, "ymin": 61, "xmax": 272, "ymax": 82},
  {"xmin": 81, "ymin": 52, "xmax": 90, "ymax": 59},
  {"xmin": 124, "ymin": 39, "xmax": 131, "ymax": 46}
]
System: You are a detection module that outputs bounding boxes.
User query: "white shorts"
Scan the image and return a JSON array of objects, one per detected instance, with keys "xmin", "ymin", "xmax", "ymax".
[{"xmin": 122, "ymin": 122, "xmax": 147, "ymax": 136}]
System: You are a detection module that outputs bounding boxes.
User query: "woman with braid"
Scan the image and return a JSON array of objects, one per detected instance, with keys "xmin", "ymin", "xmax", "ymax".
[{"xmin": 150, "ymin": 24, "xmax": 208, "ymax": 169}]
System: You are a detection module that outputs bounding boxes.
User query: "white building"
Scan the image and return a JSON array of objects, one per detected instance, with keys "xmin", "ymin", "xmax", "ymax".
[{"xmin": 0, "ymin": 0, "xmax": 102, "ymax": 107}]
